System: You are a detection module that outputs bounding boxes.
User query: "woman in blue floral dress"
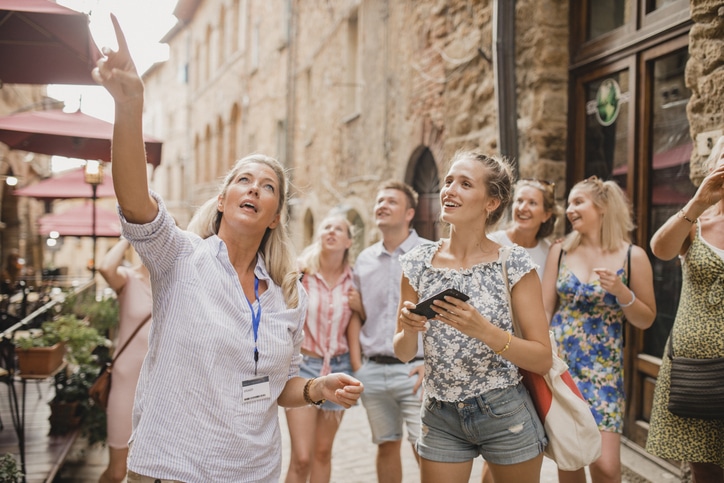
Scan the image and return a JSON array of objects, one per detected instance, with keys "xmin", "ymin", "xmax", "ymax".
[
  {"xmin": 542, "ymin": 177, "xmax": 656, "ymax": 483},
  {"xmin": 394, "ymin": 151, "xmax": 552, "ymax": 483}
]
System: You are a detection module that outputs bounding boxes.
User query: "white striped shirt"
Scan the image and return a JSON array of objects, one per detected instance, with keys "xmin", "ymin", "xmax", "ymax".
[
  {"xmin": 300, "ymin": 267, "xmax": 353, "ymax": 374},
  {"xmin": 120, "ymin": 193, "xmax": 307, "ymax": 483}
]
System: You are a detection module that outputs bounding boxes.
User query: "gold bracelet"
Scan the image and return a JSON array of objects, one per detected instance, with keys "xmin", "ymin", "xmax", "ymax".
[
  {"xmin": 678, "ymin": 209, "xmax": 697, "ymax": 224},
  {"xmin": 303, "ymin": 377, "xmax": 326, "ymax": 406},
  {"xmin": 494, "ymin": 331, "xmax": 512, "ymax": 355}
]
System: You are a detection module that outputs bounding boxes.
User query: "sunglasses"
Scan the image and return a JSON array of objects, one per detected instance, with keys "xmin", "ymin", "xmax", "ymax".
[{"xmin": 518, "ymin": 178, "xmax": 556, "ymax": 192}]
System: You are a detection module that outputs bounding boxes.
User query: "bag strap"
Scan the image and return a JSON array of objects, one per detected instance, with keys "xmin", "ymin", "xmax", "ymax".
[
  {"xmin": 557, "ymin": 246, "xmax": 564, "ymax": 274},
  {"xmin": 621, "ymin": 243, "xmax": 632, "ymax": 347},
  {"xmin": 666, "ymin": 329, "xmax": 680, "ymax": 359},
  {"xmin": 626, "ymin": 243, "xmax": 632, "ymax": 287},
  {"xmin": 499, "ymin": 246, "xmax": 521, "ymax": 337},
  {"xmin": 110, "ymin": 312, "xmax": 152, "ymax": 366}
]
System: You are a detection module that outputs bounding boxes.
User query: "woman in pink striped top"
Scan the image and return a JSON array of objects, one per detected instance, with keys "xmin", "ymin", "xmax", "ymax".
[{"xmin": 285, "ymin": 212, "xmax": 363, "ymax": 483}]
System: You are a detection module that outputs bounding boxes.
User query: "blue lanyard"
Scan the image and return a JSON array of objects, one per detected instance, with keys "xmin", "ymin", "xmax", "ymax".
[{"xmin": 246, "ymin": 277, "xmax": 261, "ymax": 375}]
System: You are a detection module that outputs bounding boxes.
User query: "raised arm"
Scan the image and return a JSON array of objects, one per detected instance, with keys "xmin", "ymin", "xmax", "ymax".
[
  {"xmin": 92, "ymin": 14, "xmax": 157, "ymax": 224},
  {"xmin": 98, "ymin": 237, "xmax": 130, "ymax": 293},
  {"xmin": 650, "ymin": 161, "xmax": 724, "ymax": 260},
  {"xmin": 622, "ymin": 246, "xmax": 657, "ymax": 330}
]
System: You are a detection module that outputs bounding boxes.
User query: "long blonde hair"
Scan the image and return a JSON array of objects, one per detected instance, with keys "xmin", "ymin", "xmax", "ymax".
[
  {"xmin": 187, "ymin": 154, "xmax": 300, "ymax": 308},
  {"xmin": 297, "ymin": 213, "xmax": 354, "ymax": 275},
  {"xmin": 562, "ymin": 176, "xmax": 634, "ymax": 252}
]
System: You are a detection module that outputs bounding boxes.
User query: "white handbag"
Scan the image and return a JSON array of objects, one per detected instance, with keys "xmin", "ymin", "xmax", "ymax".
[{"xmin": 500, "ymin": 246, "xmax": 602, "ymax": 471}]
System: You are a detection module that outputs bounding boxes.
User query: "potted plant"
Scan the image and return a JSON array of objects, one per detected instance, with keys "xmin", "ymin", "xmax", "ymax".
[
  {"xmin": 14, "ymin": 315, "xmax": 106, "ymax": 376},
  {"xmin": 14, "ymin": 327, "xmax": 64, "ymax": 376},
  {"xmin": 0, "ymin": 453, "xmax": 23, "ymax": 483},
  {"xmin": 48, "ymin": 315, "xmax": 106, "ymax": 366},
  {"xmin": 49, "ymin": 365, "xmax": 95, "ymax": 435}
]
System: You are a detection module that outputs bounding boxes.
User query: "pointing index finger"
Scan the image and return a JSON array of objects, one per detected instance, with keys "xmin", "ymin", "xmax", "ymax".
[{"xmin": 110, "ymin": 13, "xmax": 131, "ymax": 56}]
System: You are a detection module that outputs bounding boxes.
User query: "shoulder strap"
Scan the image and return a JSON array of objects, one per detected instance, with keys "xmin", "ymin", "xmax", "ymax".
[
  {"xmin": 557, "ymin": 246, "xmax": 564, "ymax": 273},
  {"xmin": 626, "ymin": 243, "xmax": 632, "ymax": 287},
  {"xmin": 111, "ymin": 312, "xmax": 152, "ymax": 365},
  {"xmin": 499, "ymin": 246, "xmax": 522, "ymax": 337}
]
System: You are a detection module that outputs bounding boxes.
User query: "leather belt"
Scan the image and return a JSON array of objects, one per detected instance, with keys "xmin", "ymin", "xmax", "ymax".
[{"xmin": 368, "ymin": 355, "xmax": 423, "ymax": 365}]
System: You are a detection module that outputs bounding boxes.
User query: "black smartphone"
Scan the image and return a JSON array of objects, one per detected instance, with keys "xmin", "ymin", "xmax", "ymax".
[{"xmin": 409, "ymin": 288, "xmax": 470, "ymax": 319}]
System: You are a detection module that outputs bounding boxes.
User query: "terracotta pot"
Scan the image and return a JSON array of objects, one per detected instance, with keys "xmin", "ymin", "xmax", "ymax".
[{"xmin": 15, "ymin": 342, "xmax": 65, "ymax": 376}]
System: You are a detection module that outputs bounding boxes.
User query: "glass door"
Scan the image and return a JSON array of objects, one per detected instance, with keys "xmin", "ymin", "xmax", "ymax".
[
  {"xmin": 571, "ymin": 35, "xmax": 692, "ymax": 451},
  {"xmin": 627, "ymin": 39, "xmax": 693, "ymax": 449}
]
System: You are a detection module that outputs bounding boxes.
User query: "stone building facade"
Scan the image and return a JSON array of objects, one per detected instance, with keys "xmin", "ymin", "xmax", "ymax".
[{"xmin": 146, "ymin": 0, "xmax": 573, "ymax": 249}]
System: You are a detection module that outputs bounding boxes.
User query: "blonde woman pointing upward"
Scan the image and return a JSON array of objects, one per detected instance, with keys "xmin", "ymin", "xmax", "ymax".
[{"xmin": 92, "ymin": 15, "xmax": 362, "ymax": 482}]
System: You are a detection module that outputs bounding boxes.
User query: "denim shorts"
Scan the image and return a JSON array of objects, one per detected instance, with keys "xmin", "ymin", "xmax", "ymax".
[
  {"xmin": 417, "ymin": 382, "xmax": 546, "ymax": 465},
  {"xmin": 299, "ymin": 353, "xmax": 351, "ymax": 411}
]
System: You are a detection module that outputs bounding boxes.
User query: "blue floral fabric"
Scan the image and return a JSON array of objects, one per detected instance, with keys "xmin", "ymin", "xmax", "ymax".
[
  {"xmin": 550, "ymin": 254, "xmax": 627, "ymax": 433},
  {"xmin": 400, "ymin": 241, "xmax": 535, "ymax": 402}
]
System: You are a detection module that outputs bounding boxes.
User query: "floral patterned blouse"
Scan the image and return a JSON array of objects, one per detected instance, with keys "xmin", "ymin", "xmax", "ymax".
[{"xmin": 400, "ymin": 241, "xmax": 535, "ymax": 401}]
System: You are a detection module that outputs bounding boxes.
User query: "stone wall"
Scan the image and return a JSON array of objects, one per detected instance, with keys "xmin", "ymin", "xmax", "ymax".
[
  {"xmin": 287, "ymin": 0, "xmax": 570, "ymax": 248},
  {"xmin": 686, "ymin": 0, "xmax": 724, "ymax": 183}
]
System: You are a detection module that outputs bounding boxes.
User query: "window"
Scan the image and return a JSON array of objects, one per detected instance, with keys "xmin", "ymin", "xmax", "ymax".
[
  {"xmin": 587, "ymin": 0, "xmax": 628, "ymax": 41},
  {"xmin": 645, "ymin": 47, "xmax": 693, "ymax": 358},
  {"xmin": 583, "ymin": 71, "xmax": 631, "ymax": 184},
  {"xmin": 218, "ymin": 6, "xmax": 226, "ymax": 68},
  {"xmin": 346, "ymin": 10, "xmax": 360, "ymax": 115},
  {"xmin": 251, "ymin": 22, "xmax": 260, "ymax": 72}
]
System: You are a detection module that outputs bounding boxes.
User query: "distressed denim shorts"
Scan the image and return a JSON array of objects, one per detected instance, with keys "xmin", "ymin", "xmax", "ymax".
[
  {"xmin": 299, "ymin": 353, "xmax": 351, "ymax": 411},
  {"xmin": 417, "ymin": 382, "xmax": 547, "ymax": 465}
]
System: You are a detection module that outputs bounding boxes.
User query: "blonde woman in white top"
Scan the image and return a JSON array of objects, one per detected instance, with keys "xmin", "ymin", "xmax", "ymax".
[{"xmin": 488, "ymin": 179, "xmax": 562, "ymax": 281}]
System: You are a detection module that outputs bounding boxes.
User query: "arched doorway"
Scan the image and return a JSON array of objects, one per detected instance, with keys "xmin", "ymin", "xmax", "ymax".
[{"xmin": 406, "ymin": 147, "xmax": 440, "ymax": 241}]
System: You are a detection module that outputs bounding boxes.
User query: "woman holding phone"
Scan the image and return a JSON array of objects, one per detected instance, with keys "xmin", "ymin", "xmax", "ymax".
[{"xmin": 394, "ymin": 150, "xmax": 552, "ymax": 483}]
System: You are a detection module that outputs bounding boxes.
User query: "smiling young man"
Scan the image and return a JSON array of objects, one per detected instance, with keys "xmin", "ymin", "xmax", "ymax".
[{"xmin": 349, "ymin": 180, "xmax": 430, "ymax": 483}]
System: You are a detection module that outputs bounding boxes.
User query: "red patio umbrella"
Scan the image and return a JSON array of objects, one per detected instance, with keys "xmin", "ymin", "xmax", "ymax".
[
  {"xmin": 0, "ymin": 0, "xmax": 102, "ymax": 85},
  {"xmin": 37, "ymin": 203, "xmax": 120, "ymax": 238},
  {"xmin": 0, "ymin": 109, "xmax": 162, "ymax": 167},
  {"xmin": 14, "ymin": 167, "xmax": 115, "ymax": 200}
]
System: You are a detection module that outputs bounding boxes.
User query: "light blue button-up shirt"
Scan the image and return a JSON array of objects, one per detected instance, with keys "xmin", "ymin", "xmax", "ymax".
[{"xmin": 353, "ymin": 230, "xmax": 428, "ymax": 359}]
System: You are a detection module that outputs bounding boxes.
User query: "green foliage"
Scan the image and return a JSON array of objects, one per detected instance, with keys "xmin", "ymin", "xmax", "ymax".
[
  {"xmin": 53, "ymin": 364, "xmax": 95, "ymax": 404},
  {"xmin": 15, "ymin": 315, "xmax": 106, "ymax": 366},
  {"xmin": 14, "ymin": 330, "xmax": 58, "ymax": 349},
  {"xmin": 51, "ymin": 364, "xmax": 107, "ymax": 441},
  {"xmin": 60, "ymin": 291, "xmax": 119, "ymax": 333},
  {"xmin": 51, "ymin": 315, "xmax": 106, "ymax": 366},
  {"xmin": 0, "ymin": 453, "xmax": 23, "ymax": 483},
  {"xmin": 81, "ymin": 402, "xmax": 107, "ymax": 447}
]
